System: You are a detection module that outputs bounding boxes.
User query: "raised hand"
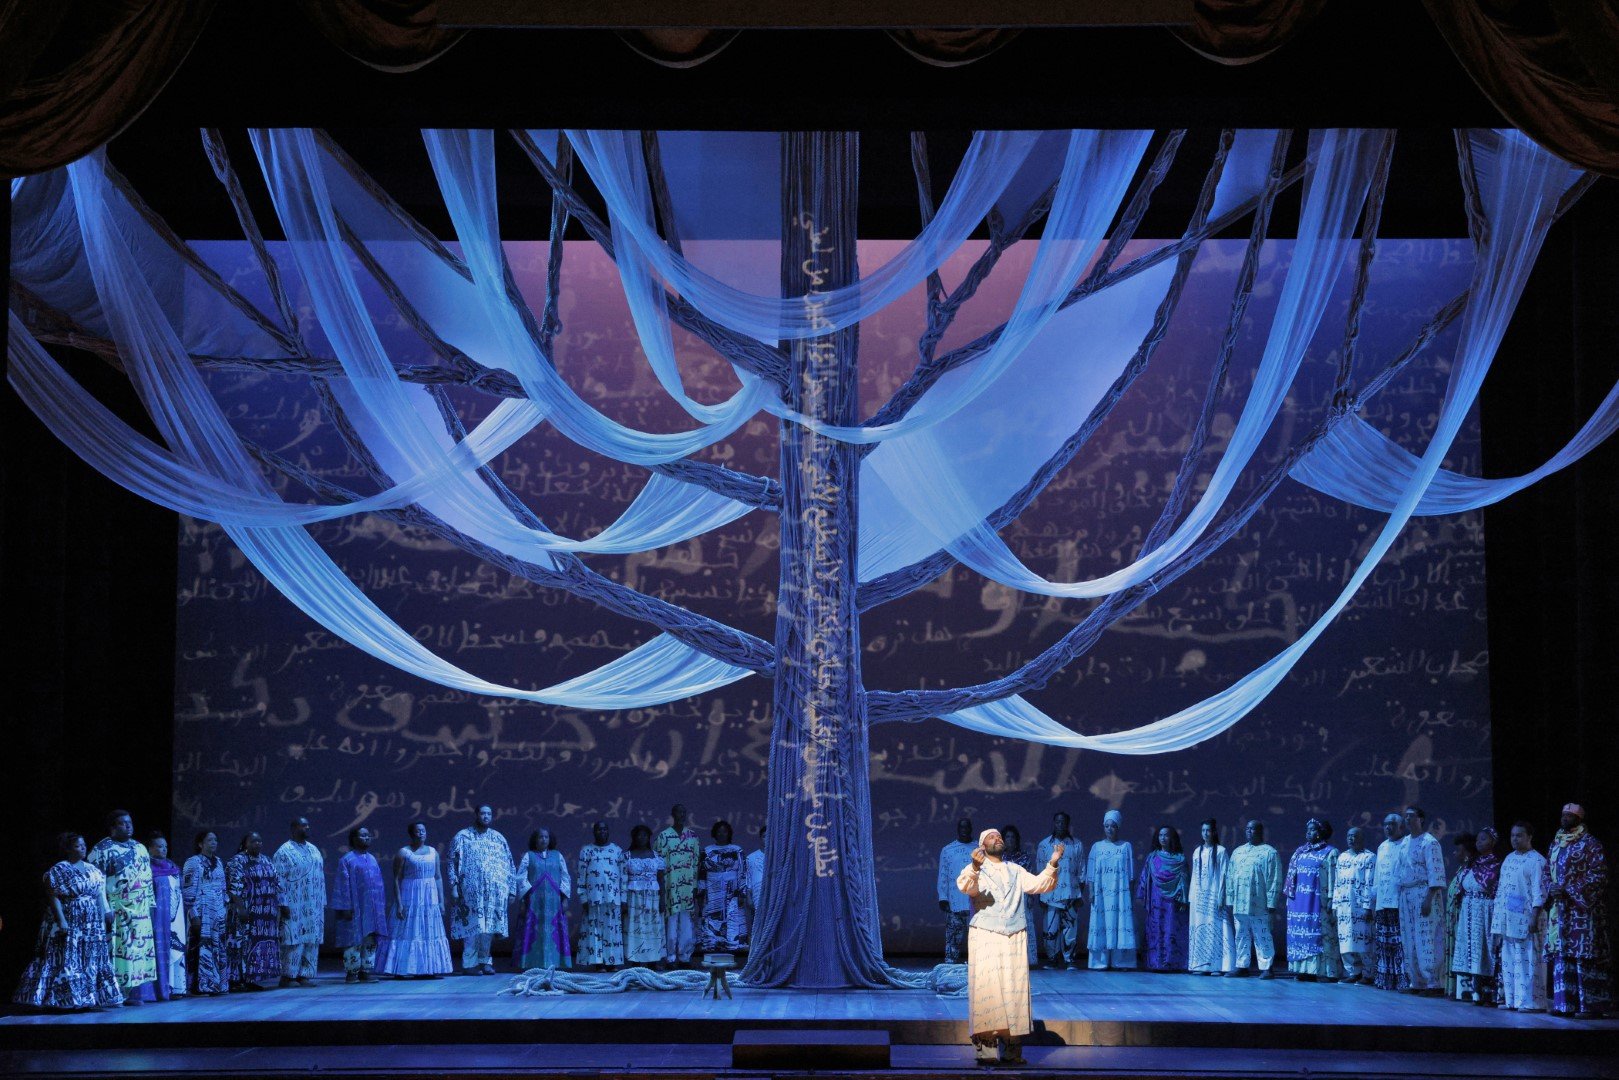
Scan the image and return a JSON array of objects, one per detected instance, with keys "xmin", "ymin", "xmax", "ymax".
[
  {"xmin": 1050, "ymin": 843, "xmax": 1065, "ymax": 866},
  {"xmin": 970, "ymin": 847, "xmax": 987, "ymax": 868}
]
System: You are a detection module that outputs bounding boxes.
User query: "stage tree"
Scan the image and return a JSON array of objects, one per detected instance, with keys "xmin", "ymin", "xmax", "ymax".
[{"xmin": 6, "ymin": 126, "xmax": 1600, "ymax": 989}]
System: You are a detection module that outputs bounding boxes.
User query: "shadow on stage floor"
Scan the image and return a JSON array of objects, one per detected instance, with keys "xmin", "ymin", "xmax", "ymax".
[{"xmin": 1, "ymin": 962, "xmax": 1613, "ymax": 1078}]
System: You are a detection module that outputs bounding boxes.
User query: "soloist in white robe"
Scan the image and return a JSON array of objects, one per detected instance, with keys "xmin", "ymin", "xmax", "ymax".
[
  {"xmin": 1188, "ymin": 844, "xmax": 1234, "ymax": 973},
  {"xmin": 957, "ymin": 859, "xmax": 1058, "ymax": 1039}
]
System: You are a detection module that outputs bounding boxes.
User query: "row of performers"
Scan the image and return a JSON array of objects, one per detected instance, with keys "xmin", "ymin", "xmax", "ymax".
[
  {"xmin": 939, "ymin": 804, "xmax": 1609, "ymax": 1019},
  {"xmin": 12, "ymin": 803, "xmax": 755, "ymax": 1012}
]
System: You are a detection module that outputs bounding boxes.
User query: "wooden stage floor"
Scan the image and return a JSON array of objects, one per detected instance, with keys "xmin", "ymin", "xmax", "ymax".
[{"xmin": 2, "ymin": 962, "xmax": 1614, "ymax": 1078}]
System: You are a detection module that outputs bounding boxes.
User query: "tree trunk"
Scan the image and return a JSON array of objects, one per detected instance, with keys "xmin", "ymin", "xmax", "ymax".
[{"xmin": 742, "ymin": 131, "xmax": 888, "ymax": 988}]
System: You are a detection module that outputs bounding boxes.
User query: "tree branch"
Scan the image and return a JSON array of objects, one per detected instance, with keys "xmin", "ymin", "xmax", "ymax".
[
  {"xmin": 867, "ymin": 158, "xmax": 1310, "ymax": 434},
  {"xmin": 865, "ymin": 287, "xmax": 1468, "ymax": 723},
  {"xmin": 286, "ymin": 379, "xmax": 777, "ymax": 676},
  {"xmin": 861, "ymin": 131, "xmax": 1190, "ymax": 438},
  {"xmin": 509, "ymin": 128, "xmax": 790, "ymax": 387},
  {"xmin": 857, "ymin": 131, "xmax": 1240, "ymax": 611}
]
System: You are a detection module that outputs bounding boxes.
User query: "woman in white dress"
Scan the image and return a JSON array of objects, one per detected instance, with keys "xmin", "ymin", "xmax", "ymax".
[
  {"xmin": 1085, "ymin": 809, "xmax": 1137, "ymax": 969},
  {"xmin": 377, "ymin": 821, "xmax": 452, "ymax": 978},
  {"xmin": 1188, "ymin": 818, "xmax": 1234, "ymax": 974}
]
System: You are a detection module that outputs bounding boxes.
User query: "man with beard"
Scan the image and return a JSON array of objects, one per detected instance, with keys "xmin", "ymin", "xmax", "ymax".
[{"xmin": 958, "ymin": 828, "xmax": 1061, "ymax": 1067}]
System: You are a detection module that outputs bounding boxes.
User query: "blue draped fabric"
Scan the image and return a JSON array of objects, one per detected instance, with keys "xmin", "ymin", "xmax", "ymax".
[
  {"xmin": 5, "ymin": 126, "xmax": 1595, "ymax": 746},
  {"xmin": 867, "ymin": 129, "xmax": 1388, "ymax": 598},
  {"xmin": 918, "ymin": 130, "xmax": 1584, "ymax": 751},
  {"xmin": 7, "ymin": 322, "xmax": 756, "ymax": 547},
  {"xmin": 421, "ymin": 128, "xmax": 774, "ymax": 455},
  {"xmin": 566, "ymin": 129, "xmax": 1043, "ymax": 342},
  {"xmin": 55, "ymin": 150, "xmax": 753, "ymax": 710},
  {"xmin": 1290, "ymin": 394, "xmax": 1619, "ymax": 514}
]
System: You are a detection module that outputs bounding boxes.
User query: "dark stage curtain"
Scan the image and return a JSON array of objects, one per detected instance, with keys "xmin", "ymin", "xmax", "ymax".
[
  {"xmin": 0, "ymin": 0, "xmax": 217, "ymax": 177},
  {"xmin": 1173, "ymin": 0, "xmax": 1329, "ymax": 65},
  {"xmin": 1482, "ymin": 181, "xmax": 1619, "ymax": 856},
  {"xmin": 0, "ymin": 347, "xmax": 178, "ymax": 979},
  {"xmin": 886, "ymin": 28, "xmax": 1023, "ymax": 67},
  {"xmin": 295, "ymin": 0, "xmax": 464, "ymax": 72},
  {"xmin": 1424, "ymin": 0, "xmax": 1619, "ymax": 177},
  {"xmin": 618, "ymin": 29, "xmax": 741, "ymax": 68}
]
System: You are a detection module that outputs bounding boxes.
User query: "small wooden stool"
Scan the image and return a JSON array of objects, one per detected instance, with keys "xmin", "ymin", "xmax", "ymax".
[{"xmin": 701, "ymin": 953, "xmax": 735, "ymax": 1000}]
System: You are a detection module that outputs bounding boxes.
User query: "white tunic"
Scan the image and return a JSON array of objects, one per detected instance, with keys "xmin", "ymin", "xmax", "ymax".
[
  {"xmin": 272, "ymin": 840, "xmax": 326, "ymax": 946},
  {"xmin": 1332, "ymin": 848, "xmax": 1376, "ymax": 954},
  {"xmin": 1374, "ymin": 838, "xmax": 1403, "ymax": 911},
  {"xmin": 957, "ymin": 859, "xmax": 1058, "ymax": 1038},
  {"xmin": 1189, "ymin": 844, "xmax": 1234, "ymax": 971},
  {"xmin": 1491, "ymin": 849, "xmax": 1548, "ymax": 941},
  {"xmin": 1085, "ymin": 840, "xmax": 1136, "ymax": 951}
]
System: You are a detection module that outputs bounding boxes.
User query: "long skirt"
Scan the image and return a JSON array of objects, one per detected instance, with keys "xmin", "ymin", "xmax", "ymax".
[
  {"xmin": 1141, "ymin": 898, "xmax": 1187, "ymax": 972},
  {"xmin": 516, "ymin": 890, "xmax": 572, "ymax": 970},
  {"xmin": 625, "ymin": 891, "xmax": 663, "ymax": 964},
  {"xmin": 377, "ymin": 878, "xmax": 452, "ymax": 975},
  {"xmin": 227, "ymin": 907, "xmax": 280, "ymax": 985},
  {"xmin": 1551, "ymin": 957, "xmax": 1611, "ymax": 1016},
  {"xmin": 189, "ymin": 928, "xmax": 228, "ymax": 995},
  {"xmin": 1188, "ymin": 905, "xmax": 1234, "ymax": 973},
  {"xmin": 967, "ymin": 926, "xmax": 1033, "ymax": 1039},
  {"xmin": 13, "ymin": 914, "xmax": 123, "ymax": 1011},
  {"xmin": 143, "ymin": 879, "xmax": 187, "ymax": 1001},
  {"xmin": 1287, "ymin": 914, "xmax": 1341, "ymax": 978},
  {"xmin": 577, "ymin": 901, "xmax": 625, "ymax": 967},
  {"xmin": 1372, "ymin": 909, "xmax": 1407, "ymax": 990}
]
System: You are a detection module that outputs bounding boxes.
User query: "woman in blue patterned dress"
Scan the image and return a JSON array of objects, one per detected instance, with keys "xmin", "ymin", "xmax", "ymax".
[
  {"xmin": 182, "ymin": 830, "xmax": 229, "ymax": 995},
  {"xmin": 13, "ymin": 832, "xmax": 123, "ymax": 1011},
  {"xmin": 226, "ymin": 832, "xmax": 282, "ymax": 990},
  {"xmin": 1136, "ymin": 826, "xmax": 1189, "ymax": 972}
]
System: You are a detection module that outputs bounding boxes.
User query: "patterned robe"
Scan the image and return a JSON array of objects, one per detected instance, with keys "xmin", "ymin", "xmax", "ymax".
[
  {"xmin": 330, "ymin": 850, "xmax": 389, "ymax": 947},
  {"xmin": 145, "ymin": 858, "xmax": 187, "ymax": 1000},
  {"xmin": 700, "ymin": 843, "xmax": 748, "ymax": 951},
  {"xmin": 1397, "ymin": 831, "xmax": 1447, "ymax": 991},
  {"xmin": 958, "ymin": 858, "xmax": 1059, "ymax": 1039},
  {"xmin": 448, "ymin": 828, "xmax": 513, "ymax": 940},
  {"xmin": 655, "ymin": 827, "xmax": 701, "ymax": 914},
  {"xmin": 88, "ymin": 838, "xmax": 156, "ymax": 993},
  {"xmin": 272, "ymin": 840, "xmax": 326, "ymax": 947},
  {"xmin": 1546, "ymin": 827, "xmax": 1611, "ymax": 1015},
  {"xmin": 1085, "ymin": 840, "xmax": 1137, "ymax": 963},
  {"xmin": 1450, "ymin": 853, "xmax": 1499, "ymax": 999},
  {"xmin": 1284, "ymin": 842, "xmax": 1340, "ymax": 975},
  {"xmin": 1189, "ymin": 844, "xmax": 1234, "ymax": 973},
  {"xmin": 515, "ymin": 849, "xmax": 572, "ymax": 969},
  {"xmin": 576, "ymin": 843, "xmax": 626, "ymax": 966},
  {"xmin": 1136, "ymin": 851, "xmax": 1188, "ymax": 971},
  {"xmin": 225, "ymin": 852, "xmax": 282, "ymax": 984},
  {"xmin": 12, "ymin": 860, "xmax": 123, "ymax": 1010},
  {"xmin": 1372, "ymin": 837, "xmax": 1408, "ymax": 990},
  {"xmin": 1491, "ymin": 848, "xmax": 1549, "ymax": 1011},
  {"xmin": 1331, "ymin": 848, "xmax": 1376, "ymax": 957},
  {"xmin": 181, "ymin": 854, "xmax": 229, "ymax": 994}
]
